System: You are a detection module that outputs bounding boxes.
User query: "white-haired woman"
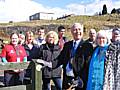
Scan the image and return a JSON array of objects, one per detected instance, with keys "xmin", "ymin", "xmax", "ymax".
[
  {"xmin": 36, "ymin": 31, "xmax": 62, "ymax": 90},
  {"xmin": 87, "ymin": 30, "xmax": 109, "ymax": 90}
]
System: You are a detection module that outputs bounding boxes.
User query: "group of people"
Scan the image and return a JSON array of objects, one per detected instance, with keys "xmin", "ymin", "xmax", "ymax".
[{"xmin": 0, "ymin": 23, "xmax": 120, "ymax": 90}]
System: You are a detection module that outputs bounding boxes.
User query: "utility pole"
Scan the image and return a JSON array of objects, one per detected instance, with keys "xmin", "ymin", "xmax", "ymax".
[{"xmin": 84, "ymin": 4, "xmax": 87, "ymax": 15}]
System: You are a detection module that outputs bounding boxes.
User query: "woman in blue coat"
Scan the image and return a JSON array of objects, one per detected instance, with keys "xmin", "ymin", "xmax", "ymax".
[{"xmin": 87, "ymin": 30, "xmax": 109, "ymax": 90}]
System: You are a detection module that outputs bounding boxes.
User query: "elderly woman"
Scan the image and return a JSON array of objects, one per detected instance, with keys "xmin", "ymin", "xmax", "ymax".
[
  {"xmin": 1, "ymin": 32, "xmax": 27, "ymax": 86},
  {"xmin": 36, "ymin": 31, "xmax": 62, "ymax": 90},
  {"xmin": 87, "ymin": 30, "xmax": 109, "ymax": 90}
]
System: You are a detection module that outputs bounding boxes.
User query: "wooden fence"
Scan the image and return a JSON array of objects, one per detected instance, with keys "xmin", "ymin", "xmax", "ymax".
[{"xmin": 0, "ymin": 60, "xmax": 42, "ymax": 90}]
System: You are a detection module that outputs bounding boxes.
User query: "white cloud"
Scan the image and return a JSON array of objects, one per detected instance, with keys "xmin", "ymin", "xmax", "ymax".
[
  {"xmin": 66, "ymin": 0, "xmax": 118, "ymax": 15},
  {"xmin": 0, "ymin": 0, "xmax": 49, "ymax": 22},
  {"xmin": 66, "ymin": 4, "xmax": 85, "ymax": 15},
  {"xmin": 49, "ymin": 8, "xmax": 70, "ymax": 18},
  {"xmin": 0, "ymin": 0, "xmax": 120, "ymax": 22}
]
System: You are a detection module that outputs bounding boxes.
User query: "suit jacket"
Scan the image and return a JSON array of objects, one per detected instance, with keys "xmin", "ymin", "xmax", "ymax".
[{"xmin": 54, "ymin": 39, "xmax": 93, "ymax": 89}]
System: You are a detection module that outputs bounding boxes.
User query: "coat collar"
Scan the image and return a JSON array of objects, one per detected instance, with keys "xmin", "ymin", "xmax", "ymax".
[{"xmin": 45, "ymin": 43, "xmax": 60, "ymax": 51}]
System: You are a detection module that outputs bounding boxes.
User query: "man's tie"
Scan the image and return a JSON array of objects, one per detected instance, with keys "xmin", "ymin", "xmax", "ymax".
[
  {"xmin": 66, "ymin": 41, "xmax": 77, "ymax": 77},
  {"xmin": 71, "ymin": 41, "xmax": 77, "ymax": 57}
]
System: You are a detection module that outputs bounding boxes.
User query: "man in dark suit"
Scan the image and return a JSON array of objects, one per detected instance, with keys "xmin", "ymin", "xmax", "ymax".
[{"xmin": 54, "ymin": 23, "xmax": 93, "ymax": 90}]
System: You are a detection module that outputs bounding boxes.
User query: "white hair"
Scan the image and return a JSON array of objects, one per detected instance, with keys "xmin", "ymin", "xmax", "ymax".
[
  {"xmin": 97, "ymin": 30, "xmax": 106, "ymax": 38},
  {"xmin": 96, "ymin": 30, "xmax": 110, "ymax": 45},
  {"xmin": 71, "ymin": 23, "xmax": 83, "ymax": 31}
]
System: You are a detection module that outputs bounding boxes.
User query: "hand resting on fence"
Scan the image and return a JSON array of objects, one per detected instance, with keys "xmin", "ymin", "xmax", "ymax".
[{"xmin": 36, "ymin": 59, "xmax": 52, "ymax": 68}]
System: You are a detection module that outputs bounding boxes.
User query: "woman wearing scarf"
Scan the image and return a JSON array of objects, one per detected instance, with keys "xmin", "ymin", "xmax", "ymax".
[
  {"xmin": 87, "ymin": 30, "xmax": 109, "ymax": 90},
  {"xmin": 103, "ymin": 38, "xmax": 120, "ymax": 90}
]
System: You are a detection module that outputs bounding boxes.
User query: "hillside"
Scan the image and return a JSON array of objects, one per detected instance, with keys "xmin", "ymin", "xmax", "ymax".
[
  {"xmin": 0, "ymin": 14, "xmax": 120, "ymax": 28},
  {"xmin": 0, "ymin": 14, "xmax": 120, "ymax": 40}
]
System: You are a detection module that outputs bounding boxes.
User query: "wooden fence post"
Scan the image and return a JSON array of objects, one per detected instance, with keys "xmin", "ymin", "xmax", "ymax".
[{"xmin": 32, "ymin": 60, "xmax": 42, "ymax": 90}]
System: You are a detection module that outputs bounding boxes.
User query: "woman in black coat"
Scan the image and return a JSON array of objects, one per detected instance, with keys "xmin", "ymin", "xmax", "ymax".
[
  {"xmin": 23, "ymin": 31, "xmax": 39, "ymax": 84},
  {"xmin": 37, "ymin": 31, "xmax": 62, "ymax": 90}
]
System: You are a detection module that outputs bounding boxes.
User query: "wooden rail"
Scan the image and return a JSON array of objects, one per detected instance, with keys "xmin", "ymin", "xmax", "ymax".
[{"xmin": 0, "ymin": 60, "xmax": 42, "ymax": 90}]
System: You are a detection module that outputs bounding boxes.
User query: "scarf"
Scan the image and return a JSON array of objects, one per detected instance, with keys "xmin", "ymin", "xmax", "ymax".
[
  {"xmin": 103, "ymin": 42, "xmax": 120, "ymax": 90},
  {"xmin": 87, "ymin": 45, "xmax": 108, "ymax": 90}
]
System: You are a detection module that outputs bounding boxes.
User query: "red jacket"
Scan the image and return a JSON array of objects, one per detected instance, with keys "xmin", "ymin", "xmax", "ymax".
[{"xmin": 1, "ymin": 44, "xmax": 27, "ymax": 62}]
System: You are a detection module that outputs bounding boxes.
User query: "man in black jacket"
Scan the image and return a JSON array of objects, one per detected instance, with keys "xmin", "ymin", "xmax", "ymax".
[
  {"xmin": 54, "ymin": 23, "xmax": 93, "ymax": 90},
  {"xmin": 85, "ymin": 29, "xmax": 96, "ymax": 48}
]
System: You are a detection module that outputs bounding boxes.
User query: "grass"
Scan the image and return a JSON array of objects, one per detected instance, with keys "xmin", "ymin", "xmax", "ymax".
[
  {"xmin": 0, "ymin": 14, "xmax": 120, "ymax": 40},
  {"xmin": 0, "ymin": 14, "xmax": 120, "ymax": 28}
]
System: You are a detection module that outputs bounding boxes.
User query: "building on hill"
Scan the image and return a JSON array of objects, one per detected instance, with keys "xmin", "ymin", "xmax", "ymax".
[
  {"xmin": 29, "ymin": 12, "xmax": 54, "ymax": 21},
  {"xmin": 56, "ymin": 14, "xmax": 75, "ymax": 20},
  {"xmin": 111, "ymin": 8, "xmax": 120, "ymax": 14},
  {"xmin": 116, "ymin": 8, "xmax": 120, "ymax": 14}
]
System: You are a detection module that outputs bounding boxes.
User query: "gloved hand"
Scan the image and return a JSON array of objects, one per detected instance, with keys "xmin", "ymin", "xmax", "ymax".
[
  {"xmin": 36, "ymin": 59, "xmax": 52, "ymax": 68},
  {"xmin": 71, "ymin": 76, "xmax": 84, "ymax": 89},
  {"xmin": 36, "ymin": 59, "xmax": 45, "ymax": 66}
]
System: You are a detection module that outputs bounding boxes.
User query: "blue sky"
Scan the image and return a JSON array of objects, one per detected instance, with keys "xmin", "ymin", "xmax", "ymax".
[
  {"xmin": 33, "ymin": 0, "xmax": 118, "ymax": 8},
  {"xmin": 33, "ymin": 0, "xmax": 95, "ymax": 8},
  {"xmin": 0, "ymin": 0, "xmax": 120, "ymax": 22}
]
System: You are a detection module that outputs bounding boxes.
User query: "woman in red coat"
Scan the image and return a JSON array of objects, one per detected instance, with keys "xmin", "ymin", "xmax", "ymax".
[{"xmin": 1, "ymin": 32, "xmax": 27, "ymax": 86}]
